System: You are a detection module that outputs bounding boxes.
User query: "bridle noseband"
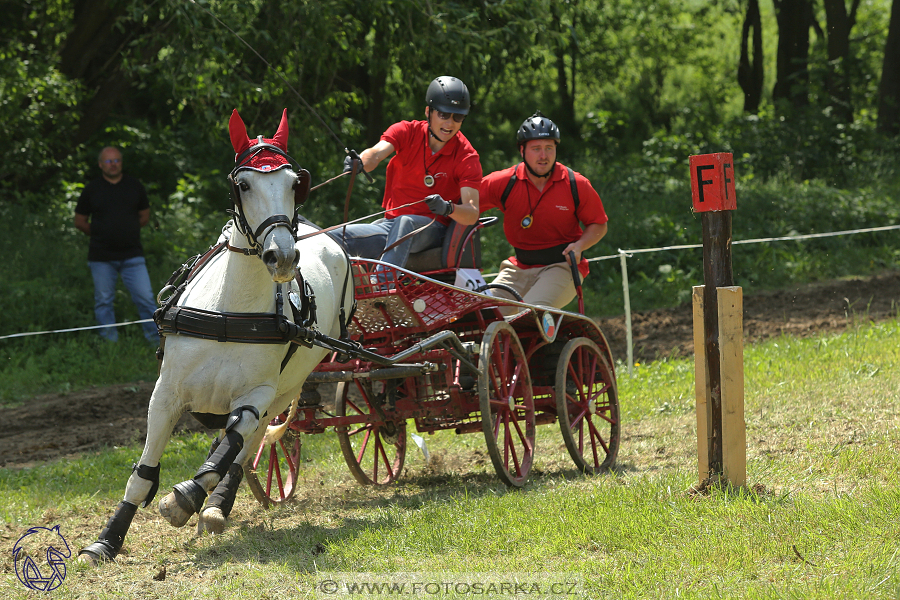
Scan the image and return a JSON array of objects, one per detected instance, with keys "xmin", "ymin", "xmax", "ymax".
[{"xmin": 227, "ymin": 137, "xmax": 311, "ymax": 257}]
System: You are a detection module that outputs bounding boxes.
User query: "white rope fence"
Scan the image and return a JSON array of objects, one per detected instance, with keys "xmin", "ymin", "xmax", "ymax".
[
  {"xmin": 3, "ymin": 224, "xmax": 898, "ymax": 366},
  {"xmin": 0, "ymin": 319, "xmax": 153, "ymax": 341},
  {"xmin": 487, "ymin": 223, "xmax": 900, "ymax": 373}
]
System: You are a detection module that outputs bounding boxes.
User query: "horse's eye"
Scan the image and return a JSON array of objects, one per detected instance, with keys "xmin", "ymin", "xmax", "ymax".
[{"xmin": 239, "ymin": 181, "xmax": 250, "ymax": 192}]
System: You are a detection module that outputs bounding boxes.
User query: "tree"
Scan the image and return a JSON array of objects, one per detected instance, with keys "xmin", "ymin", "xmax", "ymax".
[
  {"xmin": 738, "ymin": 0, "xmax": 764, "ymax": 114},
  {"xmin": 821, "ymin": 0, "xmax": 862, "ymax": 122},
  {"xmin": 550, "ymin": 0, "xmax": 580, "ymax": 139},
  {"xmin": 878, "ymin": 0, "xmax": 900, "ymax": 135},
  {"xmin": 58, "ymin": 0, "xmax": 174, "ymax": 145},
  {"xmin": 773, "ymin": 0, "xmax": 815, "ymax": 108}
]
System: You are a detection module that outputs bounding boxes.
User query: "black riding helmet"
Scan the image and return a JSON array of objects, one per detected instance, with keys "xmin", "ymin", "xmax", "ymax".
[
  {"xmin": 425, "ymin": 76, "xmax": 471, "ymax": 115},
  {"xmin": 517, "ymin": 111, "xmax": 560, "ymax": 147}
]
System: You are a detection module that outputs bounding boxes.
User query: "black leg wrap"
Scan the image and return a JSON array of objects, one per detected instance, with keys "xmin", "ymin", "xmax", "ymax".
[
  {"xmin": 206, "ymin": 436, "xmax": 222, "ymax": 459},
  {"xmin": 79, "ymin": 501, "xmax": 138, "ymax": 562},
  {"xmin": 194, "ymin": 430, "xmax": 244, "ymax": 480},
  {"xmin": 172, "ymin": 479, "xmax": 207, "ymax": 515},
  {"xmin": 207, "ymin": 463, "xmax": 244, "ymax": 518},
  {"xmin": 226, "ymin": 405, "xmax": 260, "ymax": 433},
  {"xmin": 132, "ymin": 462, "xmax": 161, "ymax": 508}
]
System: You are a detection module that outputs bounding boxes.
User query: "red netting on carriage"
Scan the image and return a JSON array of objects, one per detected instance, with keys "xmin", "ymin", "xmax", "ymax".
[{"xmin": 348, "ymin": 260, "xmax": 502, "ymax": 339}]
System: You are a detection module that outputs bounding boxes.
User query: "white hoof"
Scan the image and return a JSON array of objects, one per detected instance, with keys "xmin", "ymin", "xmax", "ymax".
[
  {"xmin": 159, "ymin": 492, "xmax": 193, "ymax": 528},
  {"xmin": 197, "ymin": 507, "xmax": 227, "ymax": 535}
]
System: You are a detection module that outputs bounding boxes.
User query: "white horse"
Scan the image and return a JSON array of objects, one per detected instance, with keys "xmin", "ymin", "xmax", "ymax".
[{"xmin": 79, "ymin": 109, "xmax": 353, "ymax": 563}]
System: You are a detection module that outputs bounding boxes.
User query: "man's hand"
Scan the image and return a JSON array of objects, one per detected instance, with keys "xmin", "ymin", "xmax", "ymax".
[
  {"xmin": 343, "ymin": 155, "xmax": 358, "ymax": 173},
  {"xmin": 563, "ymin": 243, "xmax": 582, "ymax": 264},
  {"xmin": 424, "ymin": 194, "xmax": 454, "ymax": 217}
]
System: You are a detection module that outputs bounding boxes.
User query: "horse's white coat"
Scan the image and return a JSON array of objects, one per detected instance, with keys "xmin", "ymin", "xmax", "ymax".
[{"xmin": 121, "ymin": 167, "xmax": 351, "ymax": 517}]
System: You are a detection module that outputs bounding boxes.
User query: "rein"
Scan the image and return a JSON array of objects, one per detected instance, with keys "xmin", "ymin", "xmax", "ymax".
[{"xmin": 294, "ymin": 197, "xmax": 429, "ymax": 242}]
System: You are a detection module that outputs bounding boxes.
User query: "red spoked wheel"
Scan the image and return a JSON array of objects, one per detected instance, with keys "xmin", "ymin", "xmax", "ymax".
[
  {"xmin": 555, "ymin": 338, "xmax": 620, "ymax": 474},
  {"xmin": 244, "ymin": 417, "xmax": 302, "ymax": 508},
  {"xmin": 478, "ymin": 321, "xmax": 535, "ymax": 487},
  {"xmin": 335, "ymin": 380, "xmax": 407, "ymax": 485}
]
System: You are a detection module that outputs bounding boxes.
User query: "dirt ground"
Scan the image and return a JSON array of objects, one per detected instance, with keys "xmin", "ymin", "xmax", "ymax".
[{"xmin": 2, "ymin": 271, "xmax": 898, "ymax": 468}]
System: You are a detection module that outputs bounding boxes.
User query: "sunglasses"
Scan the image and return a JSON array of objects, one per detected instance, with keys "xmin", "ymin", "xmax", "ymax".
[
  {"xmin": 435, "ymin": 110, "xmax": 466, "ymax": 124},
  {"xmin": 102, "ymin": 158, "xmax": 121, "ymax": 164}
]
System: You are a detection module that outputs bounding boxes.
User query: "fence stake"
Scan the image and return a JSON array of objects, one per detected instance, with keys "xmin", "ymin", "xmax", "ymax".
[{"xmin": 618, "ymin": 249, "xmax": 633, "ymax": 373}]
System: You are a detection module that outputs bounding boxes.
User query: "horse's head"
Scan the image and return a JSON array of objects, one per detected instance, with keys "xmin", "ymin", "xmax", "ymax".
[{"xmin": 227, "ymin": 109, "xmax": 312, "ymax": 283}]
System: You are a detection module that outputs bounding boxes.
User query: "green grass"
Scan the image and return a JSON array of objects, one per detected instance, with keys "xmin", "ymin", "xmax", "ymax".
[
  {"xmin": 0, "ymin": 334, "xmax": 158, "ymax": 406},
  {"xmin": 2, "ymin": 319, "xmax": 899, "ymax": 598}
]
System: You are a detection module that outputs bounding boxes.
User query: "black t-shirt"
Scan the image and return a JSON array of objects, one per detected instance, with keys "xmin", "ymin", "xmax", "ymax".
[{"xmin": 75, "ymin": 174, "xmax": 149, "ymax": 261}]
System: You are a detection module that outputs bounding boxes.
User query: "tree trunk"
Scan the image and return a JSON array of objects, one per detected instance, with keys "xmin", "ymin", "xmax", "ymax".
[
  {"xmin": 738, "ymin": 0, "xmax": 764, "ymax": 114},
  {"xmin": 365, "ymin": 23, "xmax": 389, "ymax": 148},
  {"xmin": 773, "ymin": 0, "xmax": 812, "ymax": 109},
  {"xmin": 878, "ymin": 0, "xmax": 900, "ymax": 135},
  {"xmin": 822, "ymin": 0, "xmax": 860, "ymax": 122},
  {"xmin": 58, "ymin": 0, "xmax": 126, "ymax": 80},
  {"xmin": 59, "ymin": 0, "xmax": 171, "ymax": 145},
  {"xmin": 551, "ymin": 2, "xmax": 578, "ymax": 139}
]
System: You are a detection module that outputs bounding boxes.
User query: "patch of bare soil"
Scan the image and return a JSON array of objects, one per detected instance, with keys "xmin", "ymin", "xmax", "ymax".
[
  {"xmin": 596, "ymin": 271, "xmax": 900, "ymax": 363},
  {"xmin": 2, "ymin": 271, "xmax": 898, "ymax": 468}
]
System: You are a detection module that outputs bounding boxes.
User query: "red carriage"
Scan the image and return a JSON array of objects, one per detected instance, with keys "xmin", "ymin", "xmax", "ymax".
[{"xmin": 244, "ymin": 217, "xmax": 621, "ymax": 506}]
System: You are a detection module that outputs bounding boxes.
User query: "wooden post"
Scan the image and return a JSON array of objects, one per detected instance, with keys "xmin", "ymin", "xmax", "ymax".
[
  {"xmin": 692, "ymin": 286, "xmax": 710, "ymax": 481},
  {"xmin": 701, "ymin": 211, "xmax": 733, "ymax": 475},
  {"xmin": 718, "ymin": 286, "xmax": 746, "ymax": 486},
  {"xmin": 690, "ymin": 152, "xmax": 744, "ymax": 486},
  {"xmin": 694, "ymin": 284, "xmax": 746, "ymax": 486}
]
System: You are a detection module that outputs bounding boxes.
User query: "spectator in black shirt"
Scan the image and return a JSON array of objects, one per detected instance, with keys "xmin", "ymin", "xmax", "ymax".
[{"xmin": 74, "ymin": 147, "xmax": 160, "ymax": 345}]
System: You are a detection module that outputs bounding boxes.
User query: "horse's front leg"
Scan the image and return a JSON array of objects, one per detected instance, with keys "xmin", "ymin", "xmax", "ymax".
[
  {"xmin": 78, "ymin": 387, "xmax": 182, "ymax": 564},
  {"xmin": 158, "ymin": 391, "xmax": 269, "ymax": 528}
]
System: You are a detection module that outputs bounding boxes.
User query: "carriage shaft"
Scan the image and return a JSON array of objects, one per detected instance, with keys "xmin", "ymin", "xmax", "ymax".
[{"xmin": 307, "ymin": 363, "xmax": 442, "ymax": 383}]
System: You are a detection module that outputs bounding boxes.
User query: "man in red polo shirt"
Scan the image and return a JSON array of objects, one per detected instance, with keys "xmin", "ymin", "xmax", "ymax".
[
  {"xmin": 480, "ymin": 112, "xmax": 608, "ymax": 314},
  {"xmin": 329, "ymin": 76, "xmax": 482, "ymax": 269}
]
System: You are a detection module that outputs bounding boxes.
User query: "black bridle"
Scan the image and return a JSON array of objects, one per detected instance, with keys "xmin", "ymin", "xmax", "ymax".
[{"xmin": 226, "ymin": 137, "xmax": 312, "ymax": 257}]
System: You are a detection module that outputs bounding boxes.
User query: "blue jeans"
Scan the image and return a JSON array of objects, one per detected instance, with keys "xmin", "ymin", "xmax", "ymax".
[
  {"xmin": 88, "ymin": 257, "xmax": 160, "ymax": 344},
  {"xmin": 327, "ymin": 215, "xmax": 447, "ymax": 269}
]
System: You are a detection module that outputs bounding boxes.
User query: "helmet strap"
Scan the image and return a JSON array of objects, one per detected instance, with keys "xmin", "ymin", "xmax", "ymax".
[
  {"xmin": 523, "ymin": 156, "xmax": 556, "ymax": 179},
  {"xmin": 426, "ymin": 109, "xmax": 443, "ymax": 142}
]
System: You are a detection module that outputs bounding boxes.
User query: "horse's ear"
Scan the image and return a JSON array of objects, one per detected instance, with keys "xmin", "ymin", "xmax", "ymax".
[
  {"xmin": 272, "ymin": 108, "xmax": 289, "ymax": 151},
  {"xmin": 229, "ymin": 109, "xmax": 251, "ymax": 156}
]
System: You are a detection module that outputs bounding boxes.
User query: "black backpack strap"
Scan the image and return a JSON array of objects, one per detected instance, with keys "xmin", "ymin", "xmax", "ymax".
[
  {"xmin": 501, "ymin": 164, "xmax": 579, "ymax": 212},
  {"xmin": 499, "ymin": 166, "xmax": 520, "ymax": 210},
  {"xmin": 567, "ymin": 166, "xmax": 579, "ymax": 211}
]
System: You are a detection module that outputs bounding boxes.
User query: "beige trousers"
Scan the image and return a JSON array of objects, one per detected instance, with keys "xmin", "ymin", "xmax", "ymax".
[{"xmin": 489, "ymin": 259, "xmax": 580, "ymax": 316}]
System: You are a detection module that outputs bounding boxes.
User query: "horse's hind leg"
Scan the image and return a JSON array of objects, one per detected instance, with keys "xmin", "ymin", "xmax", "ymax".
[
  {"xmin": 159, "ymin": 404, "xmax": 261, "ymax": 528},
  {"xmin": 197, "ymin": 462, "xmax": 244, "ymax": 535}
]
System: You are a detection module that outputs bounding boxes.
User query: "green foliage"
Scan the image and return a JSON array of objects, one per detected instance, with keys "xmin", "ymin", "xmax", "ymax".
[
  {"xmin": 0, "ymin": 36, "xmax": 82, "ymax": 194},
  {"xmin": 565, "ymin": 167, "xmax": 900, "ymax": 317},
  {"xmin": 0, "ymin": 0, "xmax": 897, "ymax": 390}
]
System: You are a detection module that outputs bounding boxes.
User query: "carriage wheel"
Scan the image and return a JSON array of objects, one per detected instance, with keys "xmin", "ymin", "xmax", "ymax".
[
  {"xmin": 244, "ymin": 420, "xmax": 301, "ymax": 509},
  {"xmin": 555, "ymin": 338, "xmax": 620, "ymax": 474},
  {"xmin": 478, "ymin": 321, "xmax": 535, "ymax": 487},
  {"xmin": 335, "ymin": 380, "xmax": 407, "ymax": 485}
]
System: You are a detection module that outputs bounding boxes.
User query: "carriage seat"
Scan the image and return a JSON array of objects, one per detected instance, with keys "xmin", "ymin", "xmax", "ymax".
[{"xmin": 404, "ymin": 217, "xmax": 491, "ymax": 274}]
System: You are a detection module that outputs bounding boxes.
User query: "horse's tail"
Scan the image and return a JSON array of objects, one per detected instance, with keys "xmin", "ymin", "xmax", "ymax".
[{"xmin": 263, "ymin": 394, "xmax": 299, "ymax": 446}]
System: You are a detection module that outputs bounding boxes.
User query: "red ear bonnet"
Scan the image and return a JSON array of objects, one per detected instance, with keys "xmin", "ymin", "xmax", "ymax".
[{"xmin": 229, "ymin": 108, "xmax": 290, "ymax": 172}]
